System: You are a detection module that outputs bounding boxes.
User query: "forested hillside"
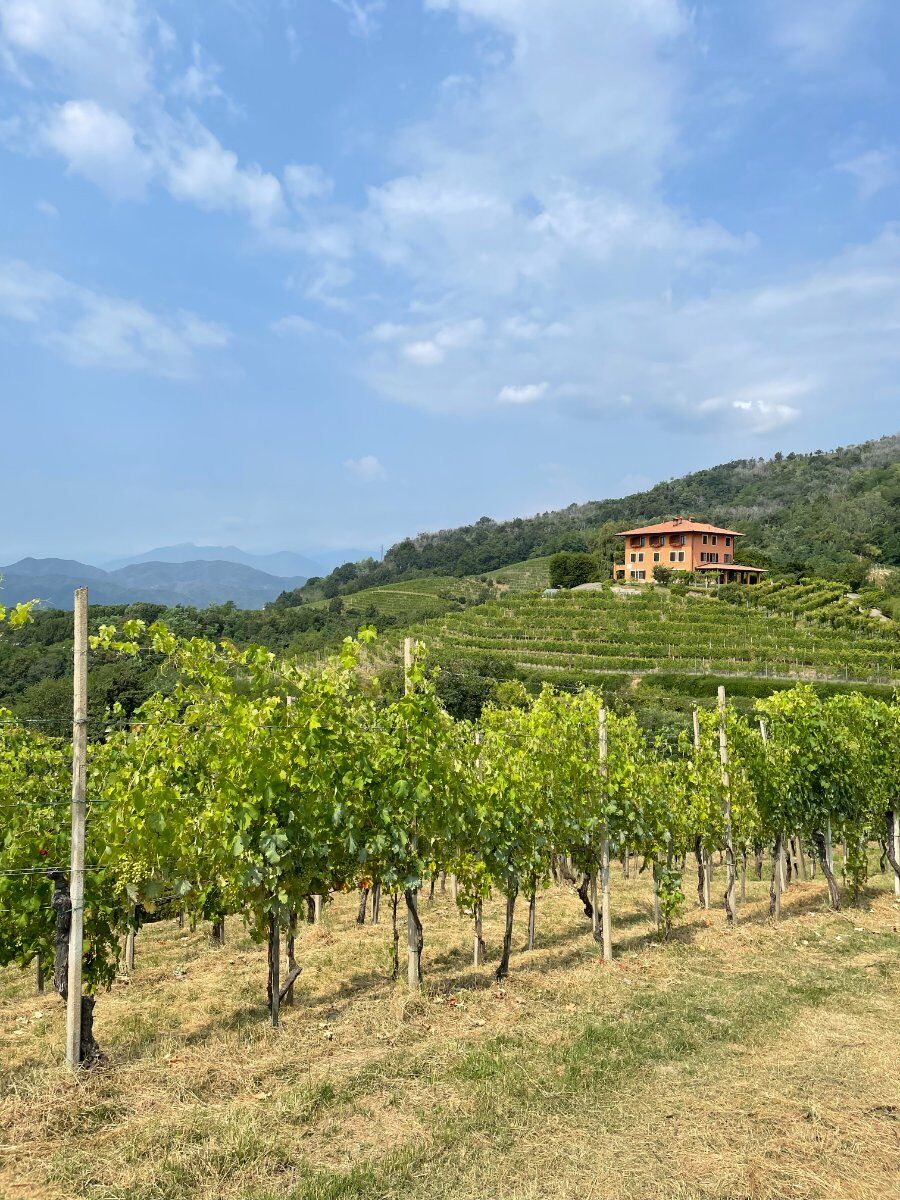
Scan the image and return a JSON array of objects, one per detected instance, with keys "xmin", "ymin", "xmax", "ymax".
[{"xmin": 283, "ymin": 435, "xmax": 899, "ymax": 602}]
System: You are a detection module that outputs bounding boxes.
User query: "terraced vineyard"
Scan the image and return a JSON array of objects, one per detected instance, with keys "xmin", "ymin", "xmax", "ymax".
[
  {"xmin": 486, "ymin": 555, "xmax": 553, "ymax": 592},
  {"xmin": 328, "ymin": 574, "xmax": 493, "ymax": 622},
  {"xmin": 403, "ymin": 587, "xmax": 899, "ymax": 694},
  {"xmin": 719, "ymin": 576, "xmax": 893, "ymax": 628}
]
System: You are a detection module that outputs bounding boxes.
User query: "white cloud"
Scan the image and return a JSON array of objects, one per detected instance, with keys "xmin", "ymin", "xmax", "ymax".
[
  {"xmin": 0, "ymin": 0, "xmax": 153, "ymax": 103},
  {"xmin": 35, "ymin": 198, "xmax": 58, "ymax": 217},
  {"xmin": 366, "ymin": 321, "xmax": 408, "ymax": 342},
  {"xmin": 343, "ymin": 454, "xmax": 388, "ymax": 482},
  {"xmin": 835, "ymin": 148, "xmax": 898, "ymax": 200},
  {"xmin": 284, "ymin": 163, "xmax": 333, "ymax": 204},
  {"xmin": 271, "ymin": 314, "xmax": 343, "ymax": 341},
  {"xmin": 171, "ymin": 42, "xmax": 229, "ymax": 108},
  {"xmin": 0, "ymin": 258, "xmax": 229, "ymax": 379},
  {"xmin": 497, "ymin": 382, "xmax": 548, "ymax": 405},
  {"xmin": 399, "ymin": 317, "xmax": 484, "ymax": 365},
  {"xmin": 769, "ymin": 0, "xmax": 872, "ymax": 70},
  {"xmin": 402, "ymin": 339, "xmax": 444, "ymax": 365},
  {"xmin": 0, "ymin": 3, "xmax": 288, "ymax": 238},
  {"xmin": 329, "ymin": 0, "xmax": 385, "ymax": 38},
  {"xmin": 41, "ymin": 99, "xmax": 151, "ymax": 198},
  {"xmin": 695, "ymin": 381, "xmax": 808, "ymax": 434},
  {"xmin": 160, "ymin": 122, "xmax": 285, "ymax": 229}
]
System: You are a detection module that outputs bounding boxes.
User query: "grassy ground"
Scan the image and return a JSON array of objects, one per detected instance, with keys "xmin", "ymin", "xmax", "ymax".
[{"xmin": 1, "ymin": 864, "xmax": 898, "ymax": 1200}]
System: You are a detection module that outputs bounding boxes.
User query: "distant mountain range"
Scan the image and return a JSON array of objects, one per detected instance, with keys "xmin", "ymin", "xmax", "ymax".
[
  {"xmin": 104, "ymin": 543, "xmax": 324, "ymax": 578},
  {"xmin": 0, "ymin": 557, "xmax": 306, "ymax": 611},
  {"xmin": 0, "ymin": 541, "xmax": 382, "ymax": 611},
  {"xmin": 105, "ymin": 542, "xmax": 379, "ymax": 577}
]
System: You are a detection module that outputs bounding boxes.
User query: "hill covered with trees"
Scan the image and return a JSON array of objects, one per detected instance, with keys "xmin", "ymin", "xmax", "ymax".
[{"xmin": 280, "ymin": 435, "xmax": 899, "ymax": 604}]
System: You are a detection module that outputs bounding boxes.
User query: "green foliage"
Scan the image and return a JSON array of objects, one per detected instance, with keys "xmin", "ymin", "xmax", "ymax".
[{"xmin": 548, "ymin": 552, "xmax": 598, "ymax": 589}]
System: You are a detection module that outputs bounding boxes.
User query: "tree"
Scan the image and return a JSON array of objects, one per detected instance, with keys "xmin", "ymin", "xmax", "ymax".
[{"xmin": 549, "ymin": 552, "xmax": 598, "ymax": 589}]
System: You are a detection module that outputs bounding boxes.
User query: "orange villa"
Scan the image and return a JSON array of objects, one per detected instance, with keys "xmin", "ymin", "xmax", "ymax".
[{"xmin": 613, "ymin": 517, "xmax": 766, "ymax": 585}]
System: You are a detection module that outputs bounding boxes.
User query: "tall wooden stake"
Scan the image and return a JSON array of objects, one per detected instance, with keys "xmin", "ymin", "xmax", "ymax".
[
  {"xmin": 693, "ymin": 709, "xmax": 710, "ymax": 909},
  {"xmin": 404, "ymin": 637, "xmax": 421, "ymax": 989},
  {"xmin": 66, "ymin": 586, "xmax": 88, "ymax": 1071},
  {"xmin": 598, "ymin": 705, "xmax": 612, "ymax": 962},
  {"xmin": 717, "ymin": 686, "xmax": 737, "ymax": 924},
  {"xmin": 893, "ymin": 810, "xmax": 900, "ymax": 899}
]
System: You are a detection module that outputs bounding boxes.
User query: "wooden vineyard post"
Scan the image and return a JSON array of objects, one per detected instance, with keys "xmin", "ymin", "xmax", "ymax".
[
  {"xmin": 125, "ymin": 927, "xmax": 136, "ymax": 973},
  {"xmin": 284, "ymin": 911, "xmax": 297, "ymax": 1007},
  {"xmin": 472, "ymin": 726, "xmax": 485, "ymax": 967},
  {"xmin": 473, "ymin": 899, "xmax": 485, "ymax": 966},
  {"xmin": 826, "ymin": 820, "xmax": 834, "ymax": 873},
  {"xmin": 759, "ymin": 715, "xmax": 777, "ymax": 920},
  {"xmin": 66, "ymin": 587, "xmax": 88, "ymax": 1071},
  {"xmin": 590, "ymin": 871, "xmax": 600, "ymax": 943},
  {"xmin": 693, "ymin": 709, "xmax": 710, "ymax": 909},
  {"xmin": 598, "ymin": 705, "xmax": 612, "ymax": 962},
  {"xmin": 893, "ymin": 810, "xmax": 900, "ymax": 899},
  {"xmin": 404, "ymin": 637, "xmax": 421, "ymax": 990},
  {"xmin": 268, "ymin": 912, "xmax": 280, "ymax": 1029},
  {"xmin": 370, "ymin": 882, "xmax": 381, "ymax": 924},
  {"xmin": 717, "ymin": 686, "xmax": 737, "ymax": 924}
]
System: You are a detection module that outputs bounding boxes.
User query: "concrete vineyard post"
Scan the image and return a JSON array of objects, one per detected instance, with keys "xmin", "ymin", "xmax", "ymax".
[
  {"xmin": 598, "ymin": 705, "xmax": 612, "ymax": 962},
  {"xmin": 66, "ymin": 587, "xmax": 88, "ymax": 1071},
  {"xmin": 717, "ymin": 686, "xmax": 737, "ymax": 924}
]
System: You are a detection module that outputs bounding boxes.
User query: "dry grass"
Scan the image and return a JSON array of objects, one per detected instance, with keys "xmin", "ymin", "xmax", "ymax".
[{"xmin": 1, "ymin": 865, "xmax": 898, "ymax": 1200}]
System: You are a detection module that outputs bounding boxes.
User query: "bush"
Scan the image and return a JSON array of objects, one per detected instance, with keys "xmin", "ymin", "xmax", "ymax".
[
  {"xmin": 652, "ymin": 565, "xmax": 673, "ymax": 585},
  {"xmin": 548, "ymin": 551, "xmax": 598, "ymax": 589}
]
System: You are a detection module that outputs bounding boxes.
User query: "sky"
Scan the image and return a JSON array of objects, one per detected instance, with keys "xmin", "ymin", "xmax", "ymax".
[{"xmin": 1, "ymin": 0, "xmax": 900, "ymax": 562}]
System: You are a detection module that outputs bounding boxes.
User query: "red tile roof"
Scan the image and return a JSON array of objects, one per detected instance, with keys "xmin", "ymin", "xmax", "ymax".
[{"xmin": 616, "ymin": 518, "xmax": 743, "ymax": 537}]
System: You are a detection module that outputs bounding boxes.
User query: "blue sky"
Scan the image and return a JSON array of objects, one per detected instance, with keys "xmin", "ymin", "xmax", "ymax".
[{"xmin": 2, "ymin": 0, "xmax": 899, "ymax": 562}]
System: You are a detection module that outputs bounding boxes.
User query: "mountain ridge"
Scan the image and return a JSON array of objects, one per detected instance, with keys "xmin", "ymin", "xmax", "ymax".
[{"xmin": 0, "ymin": 557, "xmax": 306, "ymax": 611}]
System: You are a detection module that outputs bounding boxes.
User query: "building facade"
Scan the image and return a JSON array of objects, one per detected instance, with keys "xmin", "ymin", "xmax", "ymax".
[{"xmin": 613, "ymin": 518, "xmax": 765, "ymax": 585}]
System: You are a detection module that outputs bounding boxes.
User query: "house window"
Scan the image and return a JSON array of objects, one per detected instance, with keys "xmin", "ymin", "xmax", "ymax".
[
  {"xmin": 724, "ymin": 554, "xmax": 732, "ymax": 564},
  {"xmin": 669, "ymin": 551, "xmax": 676, "ymax": 562},
  {"xmin": 712, "ymin": 535, "xmax": 718, "ymax": 546},
  {"xmin": 638, "ymin": 552, "xmax": 644, "ymax": 562},
  {"xmin": 630, "ymin": 553, "xmax": 636, "ymax": 563},
  {"xmin": 702, "ymin": 534, "xmax": 708, "ymax": 544},
  {"xmin": 653, "ymin": 552, "xmax": 660, "ymax": 562},
  {"xmin": 637, "ymin": 570, "xmax": 645, "ymax": 580},
  {"xmin": 725, "ymin": 536, "xmax": 731, "ymax": 547},
  {"xmin": 678, "ymin": 551, "xmax": 685, "ymax": 562},
  {"xmin": 700, "ymin": 552, "xmax": 706, "ymax": 563},
  {"xmin": 659, "ymin": 535, "xmax": 666, "ymax": 546},
  {"xmin": 678, "ymin": 535, "xmax": 686, "ymax": 545}
]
